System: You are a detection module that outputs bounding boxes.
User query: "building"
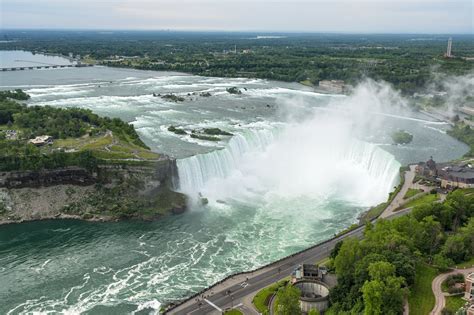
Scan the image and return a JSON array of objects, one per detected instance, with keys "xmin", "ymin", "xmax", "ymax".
[
  {"xmin": 416, "ymin": 157, "xmax": 438, "ymax": 177},
  {"xmin": 4, "ymin": 130, "xmax": 18, "ymax": 140},
  {"xmin": 291, "ymin": 264, "xmax": 328, "ymax": 283},
  {"xmin": 293, "ymin": 280, "xmax": 330, "ymax": 314},
  {"xmin": 415, "ymin": 157, "xmax": 474, "ymax": 189},
  {"xmin": 465, "ymin": 273, "xmax": 474, "ymax": 301},
  {"xmin": 28, "ymin": 135, "xmax": 53, "ymax": 146},
  {"xmin": 318, "ymin": 80, "xmax": 347, "ymax": 93},
  {"xmin": 438, "ymin": 164, "xmax": 474, "ymax": 189},
  {"xmin": 290, "ymin": 265, "xmax": 331, "ymax": 314}
]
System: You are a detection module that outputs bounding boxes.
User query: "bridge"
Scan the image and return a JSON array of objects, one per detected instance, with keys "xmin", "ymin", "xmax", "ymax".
[{"xmin": 1, "ymin": 61, "xmax": 93, "ymax": 71}]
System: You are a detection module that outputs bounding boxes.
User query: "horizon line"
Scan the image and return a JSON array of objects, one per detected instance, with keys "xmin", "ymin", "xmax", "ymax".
[{"xmin": 1, "ymin": 28, "xmax": 473, "ymax": 36}]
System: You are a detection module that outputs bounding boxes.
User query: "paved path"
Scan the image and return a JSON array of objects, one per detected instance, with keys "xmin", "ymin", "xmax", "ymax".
[
  {"xmin": 165, "ymin": 209, "xmax": 411, "ymax": 315},
  {"xmin": 380, "ymin": 164, "xmax": 417, "ymax": 218},
  {"xmin": 430, "ymin": 267, "xmax": 474, "ymax": 315}
]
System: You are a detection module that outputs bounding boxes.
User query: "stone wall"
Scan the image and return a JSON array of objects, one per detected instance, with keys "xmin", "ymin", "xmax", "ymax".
[{"xmin": 293, "ymin": 280, "xmax": 330, "ymax": 314}]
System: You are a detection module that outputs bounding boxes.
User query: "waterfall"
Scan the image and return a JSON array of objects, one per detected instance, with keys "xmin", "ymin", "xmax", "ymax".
[
  {"xmin": 177, "ymin": 126, "xmax": 401, "ymax": 205},
  {"xmin": 344, "ymin": 140, "xmax": 401, "ymax": 186},
  {"xmin": 177, "ymin": 128, "xmax": 277, "ymax": 195}
]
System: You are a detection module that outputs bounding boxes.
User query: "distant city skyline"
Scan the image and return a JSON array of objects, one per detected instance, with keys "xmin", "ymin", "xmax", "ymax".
[{"xmin": 1, "ymin": 0, "xmax": 473, "ymax": 34}]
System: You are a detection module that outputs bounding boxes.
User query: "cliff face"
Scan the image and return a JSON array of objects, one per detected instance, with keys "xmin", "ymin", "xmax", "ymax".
[
  {"xmin": 0, "ymin": 167, "xmax": 97, "ymax": 188},
  {"xmin": 0, "ymin": 158, "xmax": 187, "ymax": 224}
]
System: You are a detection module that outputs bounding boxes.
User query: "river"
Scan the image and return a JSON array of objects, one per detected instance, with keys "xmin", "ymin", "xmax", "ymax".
[{"xmin": 0, "ymin": 57, "xmax": 469, "ymax": 314}]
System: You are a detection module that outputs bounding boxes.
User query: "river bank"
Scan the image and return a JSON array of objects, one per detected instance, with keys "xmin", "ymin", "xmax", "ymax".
[{"xmin": 0, "ymin": 160, "xmax": 187, "ymax": 226}]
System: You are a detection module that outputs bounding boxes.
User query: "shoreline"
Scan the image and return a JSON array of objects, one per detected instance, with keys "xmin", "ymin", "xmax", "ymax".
[{"xmin": 0, "ymin": 213, "xmax": 114, "ymax": 226}]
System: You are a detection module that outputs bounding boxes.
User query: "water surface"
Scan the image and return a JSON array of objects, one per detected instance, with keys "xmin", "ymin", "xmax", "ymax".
[{"xmin": 0, "ymin": 64, "xmax": 468, "ymax": 314}]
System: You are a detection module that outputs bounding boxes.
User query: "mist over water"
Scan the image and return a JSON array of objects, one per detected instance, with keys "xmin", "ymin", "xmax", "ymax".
[{"xmin": 0, "ymin": 67, "xmax": 469, "ymax": 314}]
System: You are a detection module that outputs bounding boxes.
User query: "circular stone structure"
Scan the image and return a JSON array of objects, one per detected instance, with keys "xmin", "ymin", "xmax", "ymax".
[{"xmin": 293, "ymin": 280, "xmax": 330, "ymax": 314}]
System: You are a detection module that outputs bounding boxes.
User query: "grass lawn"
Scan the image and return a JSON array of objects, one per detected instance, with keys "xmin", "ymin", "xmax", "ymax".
[
  {"xmin": 402, "ymin": 193, "xmax": 439, "ymax": 209},
  {"xmin": 252, "ymin": 279, "xmax": 288, "ymax": 314},
  {"xmin": 404, "ymin": 188, "xmax": 423, "ymax": 199},
  {"xmin": 362, "ymin": 202, "xmax": 388, "ymax": 221},
  {"xmin": 51, "ymin": 132, "xmax": 160, "ymax": 161},
  {"xmin": 300, "ymin": 80, "xmax": 314, "ymax": 87},
  {"xmin": 408, "ymin": 264, "xmax": 437, "ymax": 315},
  {"xmin": 272, "ymin": 296, "xmax": 279, "ymax": 314},
  {"xmin": 453, "ymin": 256, "xmax": 474, "ymax": 268},
  {"xmin": 224, "ymin": 309, "xmax": 243, "ymax": 315},
  {"xmin": 317, "ymin": 256, "xmax": 331, "ymax": 266},
  {"xmin": 445, "ymin": 296, "xmax": 466, "ymax": 313},
  {"xmin": 459, "ymin": 188, "xmax": 474, "ymax": 196}
]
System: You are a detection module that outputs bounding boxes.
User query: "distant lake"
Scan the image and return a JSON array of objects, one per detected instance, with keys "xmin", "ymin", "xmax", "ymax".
[{"xmin": 0, "ymin": 50, "xmax": 74, "ymax": 68}]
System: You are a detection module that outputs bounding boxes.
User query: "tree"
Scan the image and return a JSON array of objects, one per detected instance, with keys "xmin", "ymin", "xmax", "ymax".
[
  {"xmin": 442, "ymin": 234, "xmax": 470, "ymax": 263},
  {"xmin": 334, "ymin": 238, "xmax": 362, "ymax": 281},
  {"xmin": 361, "ymin": 262, "xmax": 406, "ymax": 315},
  {"xmin": 418, "ymin": 216, "xmax": 444, "ymax": 260},
  {"xmin": 330, "ymin": 241, "xmax": 343, "ymax": 259},
  {"xmin": 445, "ymin": 190, "xmax": 473, "ymax": 231},
  {"xmin": 276, "ymin": 285, "xmax": 301, "ymax": 315}
]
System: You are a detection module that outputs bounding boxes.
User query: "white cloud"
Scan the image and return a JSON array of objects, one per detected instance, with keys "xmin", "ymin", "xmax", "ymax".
[{"xmin": 1, "ymin": 0, "xmax": 472, "ymax": 33}]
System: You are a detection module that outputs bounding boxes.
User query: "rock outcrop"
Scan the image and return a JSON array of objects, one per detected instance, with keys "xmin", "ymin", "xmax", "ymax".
[{"xmin": 0, "ymin": 158, "xmax": 187, "ymax": 224}]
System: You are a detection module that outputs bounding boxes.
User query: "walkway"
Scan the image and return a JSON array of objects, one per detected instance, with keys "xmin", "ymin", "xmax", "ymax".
[
  {"xmin": 380, "ymin": 164, "xmax": 417, "ymax": 218},
  {"xmin": 430, "ymin": 267, "xmax": 474, "ymax": 315}
]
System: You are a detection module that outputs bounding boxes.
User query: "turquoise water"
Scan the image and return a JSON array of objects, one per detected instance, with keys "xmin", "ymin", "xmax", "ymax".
[{"xmin": 0, "ymin": 63, "xmax": 469, "ymax": 314}]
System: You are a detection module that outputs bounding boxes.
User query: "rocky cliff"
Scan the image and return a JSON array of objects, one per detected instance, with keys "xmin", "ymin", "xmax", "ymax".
[{"xmin": 0, "ymin": 158, "xmax": 187, "ymax": 224}]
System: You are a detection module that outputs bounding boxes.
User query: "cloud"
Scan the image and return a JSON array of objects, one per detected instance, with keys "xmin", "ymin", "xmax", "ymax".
[{"xmin": 1, "ymin": 0, "xmax": 472, "ymax": 33}]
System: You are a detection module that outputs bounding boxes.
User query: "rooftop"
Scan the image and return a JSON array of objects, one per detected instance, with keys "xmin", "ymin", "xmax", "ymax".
[{"xmin": 439, "ymin": 164, "xmax": 474, "ymax": 180}]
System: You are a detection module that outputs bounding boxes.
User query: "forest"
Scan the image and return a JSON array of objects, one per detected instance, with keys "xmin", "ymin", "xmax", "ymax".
[
  {"xmin": 448, "ymin": 123, "xmax": 474, "ymax": 157},
  {"xmin": 1, "ymin": 31, "xmax": 473, "ymax": 94},
  {"xmin": 327, "ymin": 190, "xmax": 474, "ymax": 315}
]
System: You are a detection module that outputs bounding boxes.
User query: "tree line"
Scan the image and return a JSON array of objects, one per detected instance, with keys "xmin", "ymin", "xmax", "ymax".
[{"xmin": 2, "ymin": 31, "xmax": 473, "ymax": 95}]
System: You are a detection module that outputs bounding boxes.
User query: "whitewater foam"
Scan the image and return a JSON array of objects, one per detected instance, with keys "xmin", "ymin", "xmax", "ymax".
[{"xmin": 177, "ymin": 122, "xmax": 401, "ymax": 206}]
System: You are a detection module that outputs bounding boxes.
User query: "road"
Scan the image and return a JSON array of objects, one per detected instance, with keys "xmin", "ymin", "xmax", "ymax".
[
  {"xmin": 430, "ymin": 267, "xmax": 474, "ymax": 315},
  {"xmin": 166, "ymin": 208, "xmax": 411, "ymax": 315}
]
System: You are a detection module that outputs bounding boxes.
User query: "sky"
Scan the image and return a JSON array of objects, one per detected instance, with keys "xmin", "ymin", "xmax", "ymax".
[{"xmin": 1, "ymin": 0, "xmax": 473, "ymax": 34}]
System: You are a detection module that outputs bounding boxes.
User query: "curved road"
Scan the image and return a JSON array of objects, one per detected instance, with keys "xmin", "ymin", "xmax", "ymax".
[{"xmin": 430, "ymin": 268, "xmax": 474, "ymax": 315}]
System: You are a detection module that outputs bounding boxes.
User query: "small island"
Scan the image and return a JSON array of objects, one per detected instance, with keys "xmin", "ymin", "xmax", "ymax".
[
  {"xmin": 226, "ymin": 87, "xmax": 242, "ymax": 95},
  {"xmin": 168, "ymin": 125, "xmax": 187, "ymax": 135},
  {"xmin": 391, "ymin": 130, "xmax": 413, "ymax": 144},
  {"xmin": 161, "ymin": 94, "xmax": 185, "ymax": 102},
  {"xmin": 0, "ymin": 90, "xmax": 187, "ymax": 224}
]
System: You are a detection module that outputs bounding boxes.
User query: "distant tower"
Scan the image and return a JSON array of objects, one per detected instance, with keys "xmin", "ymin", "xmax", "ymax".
[
  {"xmin": 446, "ymin": 37, "xmax": 453, "ymax": 58},
  {"xmin": 234, "ymin": 45, "xmax": 237, "ymax": 54}
]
